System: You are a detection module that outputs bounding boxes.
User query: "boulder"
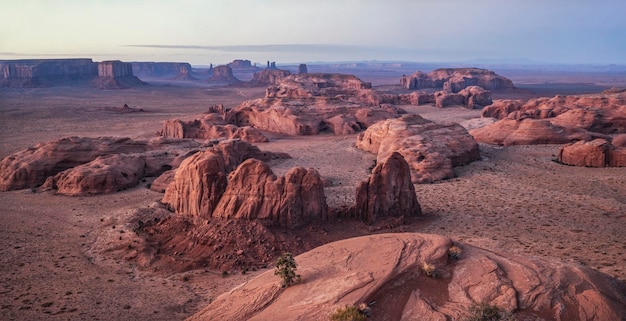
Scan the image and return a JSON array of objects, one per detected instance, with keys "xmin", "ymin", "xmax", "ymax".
[
  {"xmin": 356, "ymin": 114, "xmax": 480, "ymax": 183},
  {"xmin": 470, "ymin": 118, "xmax": 592, "ymax": 146},
  {"xmin": 458, "ymin": 86, "xmax": 492, "ymax": 108},
  {"xmin": 434, "ymin": 91, "xmax": 464, "ymax": 108},
  {"xmin": 159, "ymin": 114, "xmax": 269, "ymax": 143},
  {"xmin": 354, "ymin": 152, "xmax": 421, "ymax": 223},
  {"xmin": 558, "ymin": 137, "xmax": 626, "ymax": 167},
  {"xmin": 212, "ymin": 159, "xmax": 328, "ymax": 228},
  {"xmin": 189, "ymin": 233, "xmax": 626, "ymax": 321},
  {"xmin": 150, "ymin": 169, "xmax": 176, "ymax": 193},
  {"xmin": 481, "ymin": 99, "xmax": 524, "ymax": 119}
]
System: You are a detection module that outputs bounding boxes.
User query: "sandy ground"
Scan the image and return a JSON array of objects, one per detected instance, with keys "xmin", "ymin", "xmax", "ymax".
[{"xmin": 1, "ymin": 77, "xmax": 625, "ymax": 320}]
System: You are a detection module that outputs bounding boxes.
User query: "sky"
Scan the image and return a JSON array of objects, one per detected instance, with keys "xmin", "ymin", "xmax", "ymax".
[{"xmin": 1, "ymin": 0, "xmax": 625, "ymax": 65}]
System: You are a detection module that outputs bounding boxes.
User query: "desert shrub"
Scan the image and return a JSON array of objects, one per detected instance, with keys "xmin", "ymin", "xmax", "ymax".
[
  {"xmin": 448, "ymin": 245, "xmax": 463, "ymax": 261},
  {"xmin": 464, "ymin": 302, "xmax": 516, "ymax": 321},
  {"xmin": 330, "ymin": 304, "xmax": 368, "ymax": 321},
  {"xmin": 421, "ymin": 262, "xmax": 438, "ymax": 278},
  {"xmin": 274, "ymin": 252, "xmax": 301, "ymax": 287}
]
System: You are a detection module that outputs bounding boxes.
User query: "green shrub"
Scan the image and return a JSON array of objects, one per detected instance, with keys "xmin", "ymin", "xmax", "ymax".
[{"xmin": 274, "ymin": 253, "xmax": 301, "ymax": 287}]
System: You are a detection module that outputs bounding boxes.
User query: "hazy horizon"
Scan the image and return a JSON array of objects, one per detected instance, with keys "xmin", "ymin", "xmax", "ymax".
[{"xmin": 2, "ymin": 1, "xmax": 625, "ymax": 65}]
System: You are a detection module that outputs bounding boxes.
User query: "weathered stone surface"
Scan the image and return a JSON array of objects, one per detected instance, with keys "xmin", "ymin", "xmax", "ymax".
[
  {"xmin": 161, "ymin": 140, "xmax": 291, "ymax": 223},
  {"xmin": 401, "ymin": 68, "xmax": 514, "ymax": 92},
  {"xmin": 212, "ymin": 159, "xmax": 328, "ymax": 228},
  {"xmin": 434, "ymin": 91, "xmax": 464, "ymax": 108},
  {"xmin": 131, "ymin": 62, "xmax": 195, "ymax": 78},
  {"xmin": 354, "ymin": 152, "xmax": 421, "ymax": 223},
  {"xmin": 226, "ymin": 73, "xmax": 400, "ymax": 136},
  {"xmin": 42, "ymin": 154, "xmax": 146, "ymax": 196},
  {"xmin": 150, "ymin": 169, "xmax": 176, "ymax": 193},
  {"xmin": 470, "ymin": 118, "xmax": 592, "ymax": 146},
  {"xmin": 558, "ymin": 137, "xmax": 626, "ymax": 167},
  {"xmin": 481, "ymin": 99, "xmax": 524, "ymax": 119},
  {"xmin": 227, "ymin": 59, "xmax": 254, "ymax": 69},
  {"xmin": 356, "ymin": 114, "xmax": 480, "ymax": 183},
  {"xmin": 249, "ymin": 69, "xmax": 291, "ymax": 86},
  {"xmin": 458, "ymin": 85, "xmax": 493, "ymax": 108},
  {"xmin": 189, "ymin": 233, "xmax": 626, "ymax": 321},
  {"xmin": 207, "ymin": 65, "xmax": 240, "ymax": 84},
  {"xmin": 0, "ymin": 58, "xmax": 98, "ymax": 87},
  {"xmin": 93, "ymin": 60, "xmax": 145, "ymax": 89},
  {"xmin": 159, "ymin": 113, "xmax": 269, "ymax": 142}
]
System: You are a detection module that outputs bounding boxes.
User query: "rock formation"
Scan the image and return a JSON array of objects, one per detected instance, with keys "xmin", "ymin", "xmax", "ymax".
[
  {"xmin": 226, "ymin": 73, "xmax": 402, "ymax": 136},
  {"xmin": 558, "ymin": 135, "xmax": 626, "ymax": 167},
  {"xmin": 227, "ymin": 59, "xmax": 254, "ymax": 69},
  {"xmin": 249, "ymin": 69, "xmax": 291, "ymax": 86},
  {"xmin": 0, "ymin": 58, "xmax": 98, "ymax": 87},
  {"xmin": 356, "ymin": 114, "xmax": 480, "ymax": 183},
  {"xmin": 189, "ymin": 233, "xmax": 626, "ymax": 321},
  {"xmin": 159, "ymin": 113, "xmax": 269, "ymax": 143},
  {"xmin": 206, "ymin": 65, "xmax": 240, "ymax": 84},
  {"xmin": 354, "ymin": 152, "xmax": 421, "ymax": 223},
  {"xmin": 470, "ymin": 118, "xmax": 596, "ymax": 146},
  {"xmin": 480, "ymin": 99, "xmax": 524, "ymax": 119},
  {"xmin": 298, "ymin": 63, "xmax": 308, "ymax": 74},
  {"xmin": 92, "ymin": 60, "xmax": 145, "ymax": 89},
  {"xmin": 0, "ymin": 136, "xmax": 203, "ymax": 193},
  {"xmin": 400, "ymin": 68, "xmax": 514, "ymax": 92},
  {"xmin": 130, "ymin": 62, "xmax": 195, "ymax": 79},
  {"xmin": 161, "ymin": 140, "xmax": 291, "ymax": 223},
  {"xmin": 212, "ymin": 159, "xmax": 328, "ymax": 228}
]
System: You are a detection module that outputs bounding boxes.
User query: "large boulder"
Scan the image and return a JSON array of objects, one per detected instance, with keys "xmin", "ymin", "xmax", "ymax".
[
  {"xmin": 189, "ymin": 233, "xmax": 626, "ymax": 321},
  {"xmin": 212, "ymin": 159, "xmax": 328, "ymax": 228},
  {"xmin": 470, "ymin": 118, "xmax": 593, "ymax": 146},
  {"xmin": 558, "ymin": 136, "xmax": 626, "ymax": 167},
  {"xmin": 356, "ymin": 114, "xmax": 480, "ymax": 183},
  {"xmin": 481, "ymin": 99, "xmax": 524, "ymax": 119},
  {"xmin": 159, "ymin": 113, "xmax": 269, "ymax": 143},
  {"xmin": 354, "ymin": 152, "xmax": 421, "ymax": 223}
]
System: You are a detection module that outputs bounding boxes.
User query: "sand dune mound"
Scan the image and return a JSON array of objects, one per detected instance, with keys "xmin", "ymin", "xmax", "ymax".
[{"xmin": 189, "ymin": 233, "xmax": 626, "ymax": 321}]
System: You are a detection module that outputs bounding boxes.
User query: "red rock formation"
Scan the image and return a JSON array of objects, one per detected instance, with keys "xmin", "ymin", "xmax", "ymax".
[
  {"xmin": 249, "ymin": 69, "xmax": 291, "ymax": 86},
  {"xmin": 189, "ymin": 233, "xmax": 626, "ymax": 321},
  {"xmin": 401, "ymin": 68, "xmax": 514, "ymax": 92},
  {"xmin": 0, "ymin": 58, "xmax": 98, "ymax": 87},
  {"xmin": 458, "ymin": 86, "xmax": 493, "ymax": 108},
  {"xmin": 227, "ymin": 59, "xmax": 254, "ymax": 69},
  {"xmin": 434, "ymin": 91, "xmax": 464, "ymax": 108},
  {"xmin": 558, "ymin": 137, "xmax": 626, "ymax": 167},
  {"xmin": 481, "ymin": 99, "xmax": 524, "ymax": 119},
  {"xmin": 470, "ymin": 118, "xmax": 595, "ymax": 146},
  {"xmin": 130, "ymin": 62, "xmax": 194, "ymax": 78},
  {"xmin": 206, "ymin": 65, "xmax": 240, "ymax": 84},
  {"xmin": 150, "ymin": 169, "xmax": 176, "ymax": 193},
  {"xmin": 355, "ymin": 152, "xmax": 421, "ymax": 223},
  {"xmin": 92, "ymin": 60, "xmax": 145, "ymax": 89},
  {"xmin": 212, "ymin": 159, "xmax": 327, "ymax": 228},
  {"xmin": 161, "ymin": 140, "xmax": 291, "ymax": 223},
  {"xmin": 356, "ymin": 114, "xmax": 480, "ymax": 183},
  {"xmin": 159, "ymin": 113, "xmax": 269, "ymax": 143}
]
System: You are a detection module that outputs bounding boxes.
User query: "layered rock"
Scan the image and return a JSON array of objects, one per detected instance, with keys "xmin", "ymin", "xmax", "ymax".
[
  {"xmin": 189, "ymin": 233, "xmax": 626, "ymax": 321},
  {"xmin": 354, "ymin": 152, "xmax": 421, "ymax": 223},
  {"xmin": 161, "ymin": 140, "xmax": 290, "ymax": 223},
  {"xmin": 92, "ymin": 60, "xmax": 145, "ymax": 89},
  {"xmin": 481, "ymin": 99, "xmax": 524, "ymax": 119},
  {"xmin": 212, "ymin": 159, "xmax": 328, "ymax": 228},
  {"xmin": 558, "ymin": 136, "xmax": 626, "ymax": 167},
  {"xmin": 470, "ymin": 118, "xmax": 595, "ymax": 146},
  {"xmin": 159, "ymin": 113, "xmax": 269, "ymax": 143},
  {"xmin": 0, "ymin": 58, "xmax": 98, "ymax": 87},
  {"xmin": 249, "ymin": 69, "xmax": 291, "ymax": 86},
  {"xmin": 131, "ymin": 62, "xmax": 194, "ymax": 78},
  {"xmin": 226, "ymin": 73, "xmax": 401, "ymax": 136},
  {"xmin": 400, "ymin": 68, "xmax": 514, "ymax": 92},
  {"xmin": 227, "ymin": 59, "xmax": 254, "ymax": 69},
  {"xmin": 207, "ymin": 65, "xmax": 240, "ymax": 84},
  {"xmin": 356, "ymin": 114, "xmax": 480, "ymax": 183}
]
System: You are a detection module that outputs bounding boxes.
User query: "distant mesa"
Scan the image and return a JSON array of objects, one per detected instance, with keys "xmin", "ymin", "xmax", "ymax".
[
  {"xmin": 249, "ymin": 69, "xmax": 292, "ymax": 87},
  {"xmin": 400, "ymin": 68, "xmax": 515, "ymax": 92},
  {"xmin": 298, "ymin": 63, "xmax": 308, "ymax": 74},
  {"xmin": 227, "ymin": 59, "xmax": 255, "ymax": 69},
  {"xmin": 131, "ymin": 62, "xmax": 196, "ymax": 80},
  {"xmin": 206, "ymin": 65, "xmax": 240, "ymax": 84},
  {"xmin": 0, "ymin": 58, "xmax": 145, "ymax": 89}
]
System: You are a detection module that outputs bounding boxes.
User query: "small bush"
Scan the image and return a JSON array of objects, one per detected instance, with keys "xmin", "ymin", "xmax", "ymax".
[
  {"xmin": 274, "ymin": 253, "xmax": 301, "ymax": 287},
  {"xmin": 330, "ymin": 304, "xmax": 368, "ymax": 321},
  {"xmin": 464, "ymin": 302, "xmax": 516, "ymax": 321},
  {"xmin": 448, "ymin": 245, "xmax": 463, "ymax": 261},
  {"xmin": 421, "ymin": 262, "xmax": 438, "ymax": 278}
]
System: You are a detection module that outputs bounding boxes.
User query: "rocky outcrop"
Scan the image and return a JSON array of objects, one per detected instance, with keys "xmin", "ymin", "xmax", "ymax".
[
  {"xmin": 212, "ymin": 159, "xmax": 328, "ymax": 228},
  {"xmin": 227, "ymin": 59, "xmax": 254, "ymax": 69},
  {"xmin": 130, "ymin": 62, "xmax": 194, "ymax": 79},
  {"xmin": 189, "ymin": 233, "xmax": 626, "ymax": 321},
  {"xmin": 92, "ymin": 60, "xmax": 145, "ymax": 89},
  {"xmin": 161, "ymin": 140, "xmax": 290, "ymax": 223},
  {"xmin": 481, "ymin": 99, "xmax": 524, "ymax": 119},
  {"xmin": 470, "ymin": 118, "xmax": 596, "ymax": 146},
  {"xmin": 457, "ymin": 86, "xmax": 492, "ymax": 108},
  {"xmin": 558, "ymin": 136, "xmax": 626, "ymax": 167},
  {"xmin": 150, "ymin": 169, "xmax": 176, "ymax": 193},
  {"xmin": 0, "ymin": 58, "xmax": 98, "ymax": 87},
  {"xmin": 226, "ymin": 73, "xmax": 401, "ymax": 136},
  {"xmin": 159, "ymin": 113, "xmax": 269, "ymax": 143},
  {"xmin": 249, "ymin": 69, "xmax": 291, "ymax": 86},
  {"xmin": 400, "ymin": 68, "xmax": 514, "ymax": 93},
  {"xmin": 354, "ymin": 152, "xmax": 421, "ymax": 223},
  {"xmin": 298, "ymin": 63, "xmax": 308, "ymax": 74},
  {"xmin": 206, "ymin": 65, "xmax": 240, "ymax": 84},
  {"xmin": 356, "ymin": 115, "xmax": 480, "ymax": 183}
]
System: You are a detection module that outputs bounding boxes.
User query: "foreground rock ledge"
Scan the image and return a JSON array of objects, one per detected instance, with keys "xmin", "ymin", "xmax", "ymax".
[{"xmin": 189, "ymin": 233, "xmax": 626, "ymax": 321}]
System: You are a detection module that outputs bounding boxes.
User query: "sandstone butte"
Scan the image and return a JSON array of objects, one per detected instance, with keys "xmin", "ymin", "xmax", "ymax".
[
  {"xmin": 357, "ymin": 114, "xmax": 480, "ymax": 183},
  {"xmin": 558, "ymin": 134, "xmax": 626, "ymax": 167},
  {"xmin": 159, "ymin": 112, "xmax": 270, "ymax": 143},
  {"xmin": 473, "ymin": 91, "xmax": 626, "ymax": 148},
  {"xmin": 206, "ymin": 65, "xmax": 240, "ymax": 84},
  {"xmin": 400, "ymin": 68, "xmax": 515, "ymax": 92},
  {"xmin": 188, "ymin": 233, "xmax": 626, "ymax": 321}
]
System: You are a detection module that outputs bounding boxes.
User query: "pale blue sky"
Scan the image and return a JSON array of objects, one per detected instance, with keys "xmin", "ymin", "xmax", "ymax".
[{"xmin": 1, "ymin": 0, "xmax": 624, "ymax": 65}]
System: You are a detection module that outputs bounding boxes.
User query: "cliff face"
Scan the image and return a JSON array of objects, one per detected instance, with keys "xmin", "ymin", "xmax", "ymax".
[
  {"xmin": 93, "ymin": 61, "xmax": 145, "ymax": 89},
  {"xmin": 400, "ymin": 68, "xmax": 514, "ymax": 93},
  {"xmin": 130, "ymin": 62, "xmax": 194, "ymax": 78},
  {"xmin": 0, "ymin": 59, "xmax": 98, "ymax": 87}
]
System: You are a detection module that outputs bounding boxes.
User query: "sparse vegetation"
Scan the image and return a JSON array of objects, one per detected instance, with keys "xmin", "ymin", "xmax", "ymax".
[
  {"xmin": 274, "ymin": 252, "xmax": 301, "ymax": 287},
  {"xmin": 330, "ymin": 304, "xmax": 369, "ymax": 321},
  {"xmin": 464, "ymin": 302, "xmax": 517, "ymax": 321},
  {"xmin": 448, "ymin": 245, "xmax": 463, "ymax": 261},
  {"xmin": 421, "ymin": 262, "xmax": 438, "ymax": 278}
]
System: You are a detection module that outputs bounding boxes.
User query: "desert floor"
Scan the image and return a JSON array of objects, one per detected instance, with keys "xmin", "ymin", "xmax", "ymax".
[{"xmin": 1, "ymin": 72, "xmax": 625, "ymax": 321}]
